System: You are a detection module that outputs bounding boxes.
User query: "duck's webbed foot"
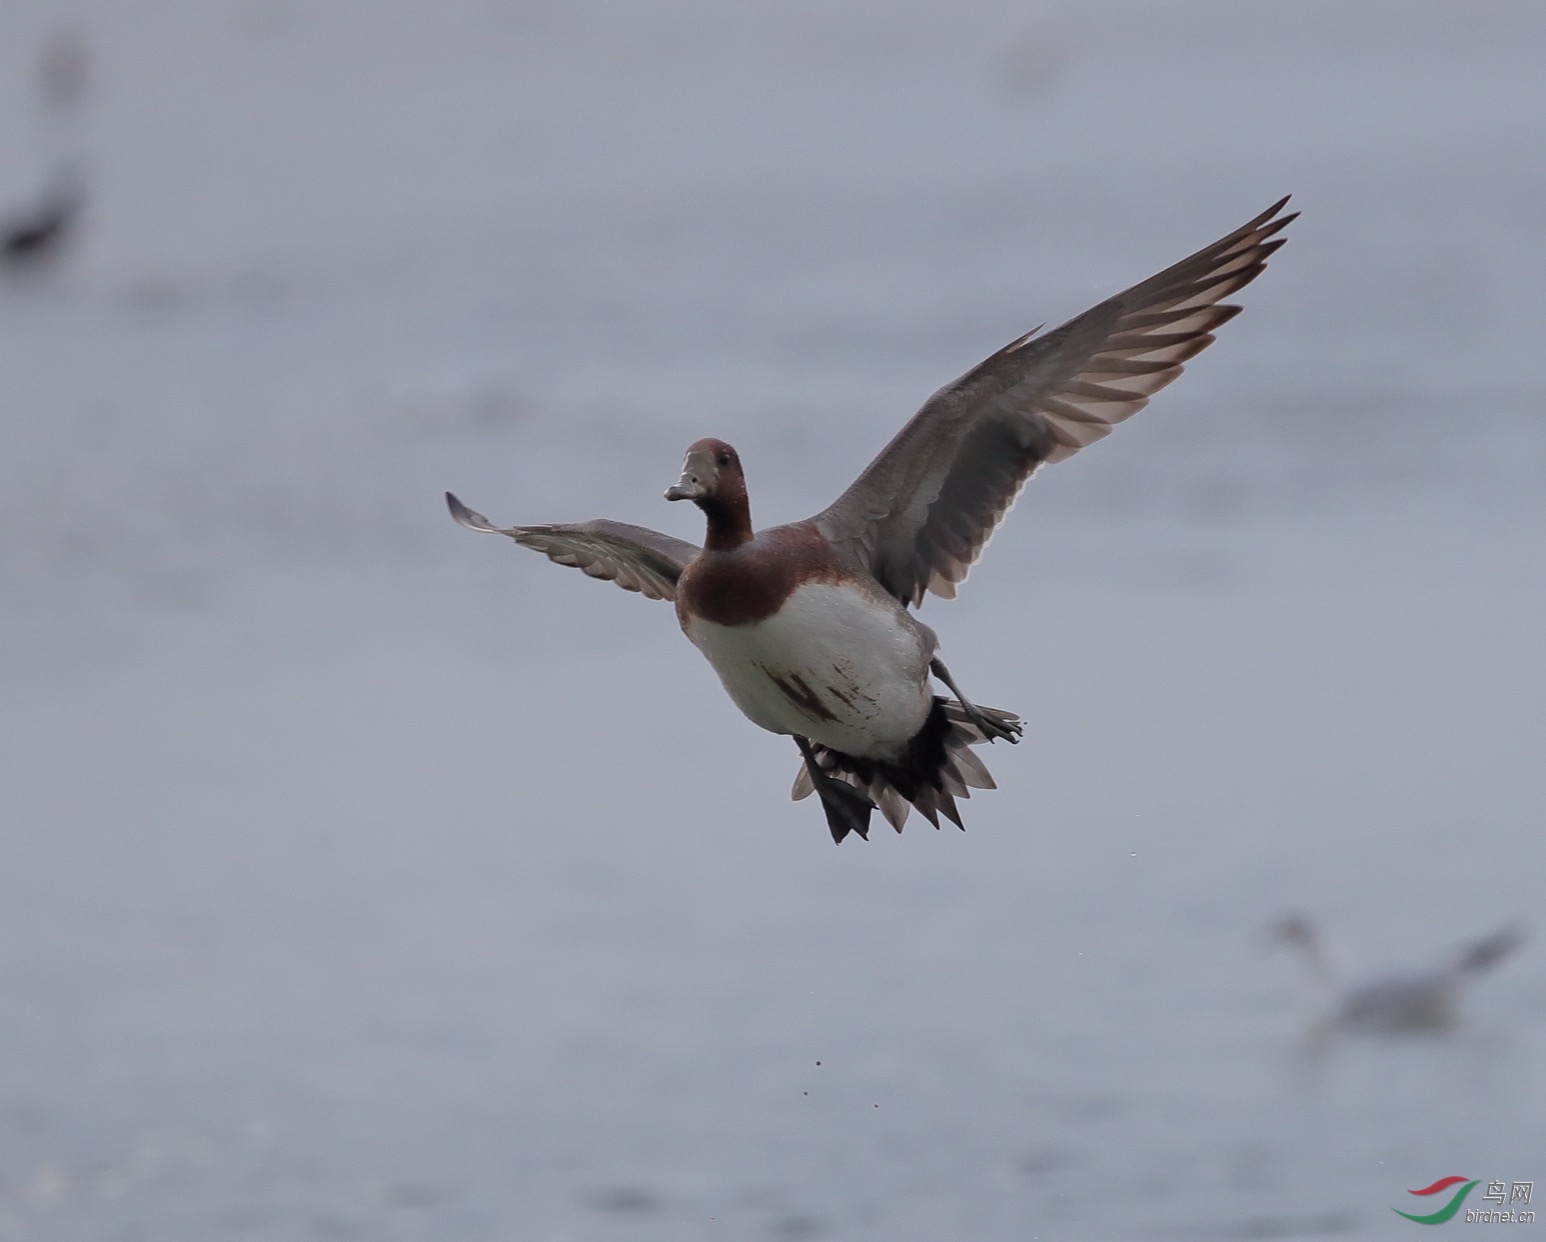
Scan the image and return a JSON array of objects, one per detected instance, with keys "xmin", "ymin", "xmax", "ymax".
[
  {"xmin": 795, "ymin": 736, "xmax": 875, "ymax": 844},
  {"xmin": 930, "ymin": 657, "xmax": 1023, "ymax": 744}
]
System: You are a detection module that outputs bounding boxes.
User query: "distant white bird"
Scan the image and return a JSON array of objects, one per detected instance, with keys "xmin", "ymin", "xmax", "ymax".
[{"xmin": 1266, "ymin": 913, "xmax": 1523, "ymax": 1042}]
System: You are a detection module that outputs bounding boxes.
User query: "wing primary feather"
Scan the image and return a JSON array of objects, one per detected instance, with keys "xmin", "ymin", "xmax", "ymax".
[
  {"xmin": 445, "ymin": 492, "xmax": 502, "ymax": 533},
  {"xmin": 446, "ymin": 494, "xmax": 698, "ymax": 602},
  {"xmin": 720, "ymin": 202, "xmax": 1290, "ymax": 610}
]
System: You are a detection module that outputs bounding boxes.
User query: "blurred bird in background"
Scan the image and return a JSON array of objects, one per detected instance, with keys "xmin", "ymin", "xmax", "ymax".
[
  {"xmin": 1266, "ymin": 913, "xmax": 1524, "ymax": 1045},
  {"xmin": 2, "ymin": 25, "xmax": 89, "ymax": 276},
  {"xmin": 2, "ymin": 162, "xmax": 84, "ymax": 272}
]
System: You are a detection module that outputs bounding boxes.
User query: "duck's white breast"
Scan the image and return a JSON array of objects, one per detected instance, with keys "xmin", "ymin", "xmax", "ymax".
[{"xmin": 684, "ymin": 581, "xmax": 934, "ymax": 759}]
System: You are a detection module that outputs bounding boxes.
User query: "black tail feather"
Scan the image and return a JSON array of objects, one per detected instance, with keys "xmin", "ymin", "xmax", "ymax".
[
  {"xmin": 792, "ymin": 697, "xmax": 1019, "ymax": 835},
  {"xmin": 818, "ymin": 778, "xmax": 875, "ymax": 844}
]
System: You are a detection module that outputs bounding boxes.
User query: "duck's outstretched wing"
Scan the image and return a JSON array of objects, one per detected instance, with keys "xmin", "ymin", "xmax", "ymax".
[
  {"xmin": 813, "ymin": 197, "xmax": 1296, "ymax": 607},
  {"xmin": 446, "ymin": 492, "xmax": 697, "ymax": 602},
  {"xmin": 1451, "ymin": 924, "xmax": 1525, "ymax": 978}
]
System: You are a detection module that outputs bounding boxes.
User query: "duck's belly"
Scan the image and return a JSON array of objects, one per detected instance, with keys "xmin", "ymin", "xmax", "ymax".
[{"xmin": 683, "ymin": 582, "xmax": 933, "ymax": 759}]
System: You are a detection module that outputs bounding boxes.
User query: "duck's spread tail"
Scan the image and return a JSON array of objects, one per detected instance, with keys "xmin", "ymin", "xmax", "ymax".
[{"xmin": 792, "ymin": 698, "xmax": 1019, "ymax": 839}]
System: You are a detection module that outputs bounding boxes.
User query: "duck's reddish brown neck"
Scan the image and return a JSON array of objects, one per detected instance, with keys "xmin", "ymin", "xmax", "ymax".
[{"xmin": 699, "ymin": 484, "xmax": 752, "ymax": 552}]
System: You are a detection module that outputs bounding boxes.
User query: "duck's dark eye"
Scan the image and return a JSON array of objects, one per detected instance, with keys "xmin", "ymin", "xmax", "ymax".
[{"xmin": 716, "ymin": 451, "xmax": 732, "ymax": 467}]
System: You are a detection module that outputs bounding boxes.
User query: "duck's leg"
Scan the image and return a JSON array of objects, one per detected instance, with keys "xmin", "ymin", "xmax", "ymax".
[
  {"xmin": 794, "ymin": 736, "xmax": 875, "ymax": 844},
  {"xmin": 929, "ymin": 657, "xmax": 1023, "ymax": 743}
]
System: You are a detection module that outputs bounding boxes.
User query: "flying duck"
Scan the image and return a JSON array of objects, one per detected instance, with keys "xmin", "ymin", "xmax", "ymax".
[
  {"xmin": 1266, "ymin": 914, "xmax": 1524, "ymax": 1042},
  {"xmin": 448, "ymin": 197, "xmax": 1295, "ymax": 843}
]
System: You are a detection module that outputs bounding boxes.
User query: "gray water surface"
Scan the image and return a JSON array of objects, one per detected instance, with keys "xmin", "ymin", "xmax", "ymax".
[{"xmin": 2, "ymin": 2, "xmax": 1543, "ymax": 1238}]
